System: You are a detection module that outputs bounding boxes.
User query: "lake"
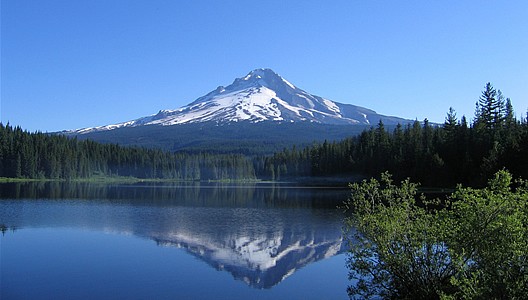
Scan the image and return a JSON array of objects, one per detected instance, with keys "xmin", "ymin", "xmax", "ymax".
[{"xmin": 0, "ymin": 182, "xmax": 350, "ymax": 299}]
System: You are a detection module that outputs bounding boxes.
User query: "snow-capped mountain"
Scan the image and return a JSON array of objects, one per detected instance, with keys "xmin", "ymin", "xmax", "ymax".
[{"xmin": 71, "ymin": 68, "xmax": 407, "ymax": 134}]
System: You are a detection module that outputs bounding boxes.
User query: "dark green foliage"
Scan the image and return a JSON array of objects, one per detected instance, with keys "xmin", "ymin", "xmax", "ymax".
[
  {"xmin": 257, "ymin": 84, "xmax": 528, "ymax": 187},
  {"xmin": 343, "ymin": 170, "xmax": 528, "ymax": 299},
  {"xmin": 0, "ymin": 123, "xmax": 255, "ymax": 180}
]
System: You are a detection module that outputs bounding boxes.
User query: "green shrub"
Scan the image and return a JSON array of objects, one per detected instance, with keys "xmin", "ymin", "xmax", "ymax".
[{"xmin": 343, "ymin": 170, "xmax": 528, "ymax": 299}]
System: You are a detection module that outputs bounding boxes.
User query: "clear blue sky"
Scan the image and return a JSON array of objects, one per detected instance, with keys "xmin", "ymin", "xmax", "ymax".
[{"xmin": 2, "ymin": 0, "xmax": 527, "ymax": 132}]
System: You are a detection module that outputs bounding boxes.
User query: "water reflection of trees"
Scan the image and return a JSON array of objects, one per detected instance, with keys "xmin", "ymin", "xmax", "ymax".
[
  {"xmin": 0, "ymin": 224, "xmax": 17, "ymax": 235},
  {"xmin": 0, "ymin": 182, "xmax": 347, "ymax": 209}
]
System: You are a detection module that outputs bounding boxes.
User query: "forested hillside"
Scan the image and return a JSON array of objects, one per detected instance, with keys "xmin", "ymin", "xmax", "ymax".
[
  {"xmin": 257, "ymin": 83, "xmax": 528, "ymax": 186},
  {"xmin": 0, "ymin": 124, "xmax": 255, "ymax": 181},
  {"xmin": 67, "ymin": 121, "xmax": 371, "ymax": 155}
]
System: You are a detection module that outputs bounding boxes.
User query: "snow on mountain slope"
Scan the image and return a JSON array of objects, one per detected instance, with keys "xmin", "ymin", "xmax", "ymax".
[{"xmin": 70, "ymin": 68, "xmax": 407, "ymax": 134}]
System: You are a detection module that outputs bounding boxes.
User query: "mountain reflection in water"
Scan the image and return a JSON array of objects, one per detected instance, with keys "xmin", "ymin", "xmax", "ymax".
[{"xmin": 0, "ymin": 182, "xmax": 348, "ymax": 289}]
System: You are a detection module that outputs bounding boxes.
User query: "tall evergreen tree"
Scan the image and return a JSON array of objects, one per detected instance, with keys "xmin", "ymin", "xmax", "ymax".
[{"xmin": 444, "ymin": 107, "xmax": 457, "ymax": 132}]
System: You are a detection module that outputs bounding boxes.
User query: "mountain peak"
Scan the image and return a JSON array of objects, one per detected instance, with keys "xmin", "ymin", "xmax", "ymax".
[
  {"xmin": 244, "ymin": 68, "xmax": 281, "ymax": 80},
  {"xmin": 247, "ymin": 68, "xmax": 276, "ymax": 76},
  {"xmin": 68, "ymin": 69, "xmax": 411, "ymax": 134},
  {"xmin": 230, "ymin": 68, "xmax": 296, "ymax": 91}
]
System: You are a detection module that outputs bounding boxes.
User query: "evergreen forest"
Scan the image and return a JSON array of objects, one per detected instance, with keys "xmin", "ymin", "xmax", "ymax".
[
  {"xmin": 0, "ymin": 125, "xmax": 255, "ymax": 181},
  {"xmin": 258, "ymin": 83, "xmax": 528, "ymax": 187},
  {"xmin": 1, "ymin": 83, "xmax": 527, "ymax": 186}
]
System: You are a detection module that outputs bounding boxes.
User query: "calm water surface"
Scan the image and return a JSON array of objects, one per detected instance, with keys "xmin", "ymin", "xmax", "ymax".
[{"xmin": 0, "ymin": 182, "xmax": 350, "ymax": 299}]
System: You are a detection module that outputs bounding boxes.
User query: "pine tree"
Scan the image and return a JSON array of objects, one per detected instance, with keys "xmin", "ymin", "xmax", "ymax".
[
  {"xmin": 504, "ymin": 98, "xmax": 515, "ymax": 128},
  {"xmin": 475, "ymin": 82, "xmax": 502, "ymax": 130},
  {"xmin": 444, "ymin": 107, "xmax": 457, "ymax": 132}
]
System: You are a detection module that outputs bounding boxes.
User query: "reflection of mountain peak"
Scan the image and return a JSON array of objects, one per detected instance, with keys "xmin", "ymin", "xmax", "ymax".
[
  {"xmin": 1, "ymin": 182, "xmax": 348, "ymax": 289},
  {"xmin": 153, "ymin": 227, "xmax": 344, "ymax": 289}
]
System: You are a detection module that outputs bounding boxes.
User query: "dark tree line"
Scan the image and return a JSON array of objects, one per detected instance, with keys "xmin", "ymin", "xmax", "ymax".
[
  {"xmin": 256, "ymin": 83, "xmax": 528, "ymax": 187},
  {"xmin": 2, "ymin": 83, "xmax": 525, "ymax": 185},
  {"xmin": 0, "ymin": 124, "xmax": 255, "ymax": 181}
]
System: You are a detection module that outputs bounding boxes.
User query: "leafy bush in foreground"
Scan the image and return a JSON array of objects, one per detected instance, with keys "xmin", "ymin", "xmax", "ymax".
[{"xmin": 343, "ymin": 170, "xmax": 528, "ymax": 299}]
